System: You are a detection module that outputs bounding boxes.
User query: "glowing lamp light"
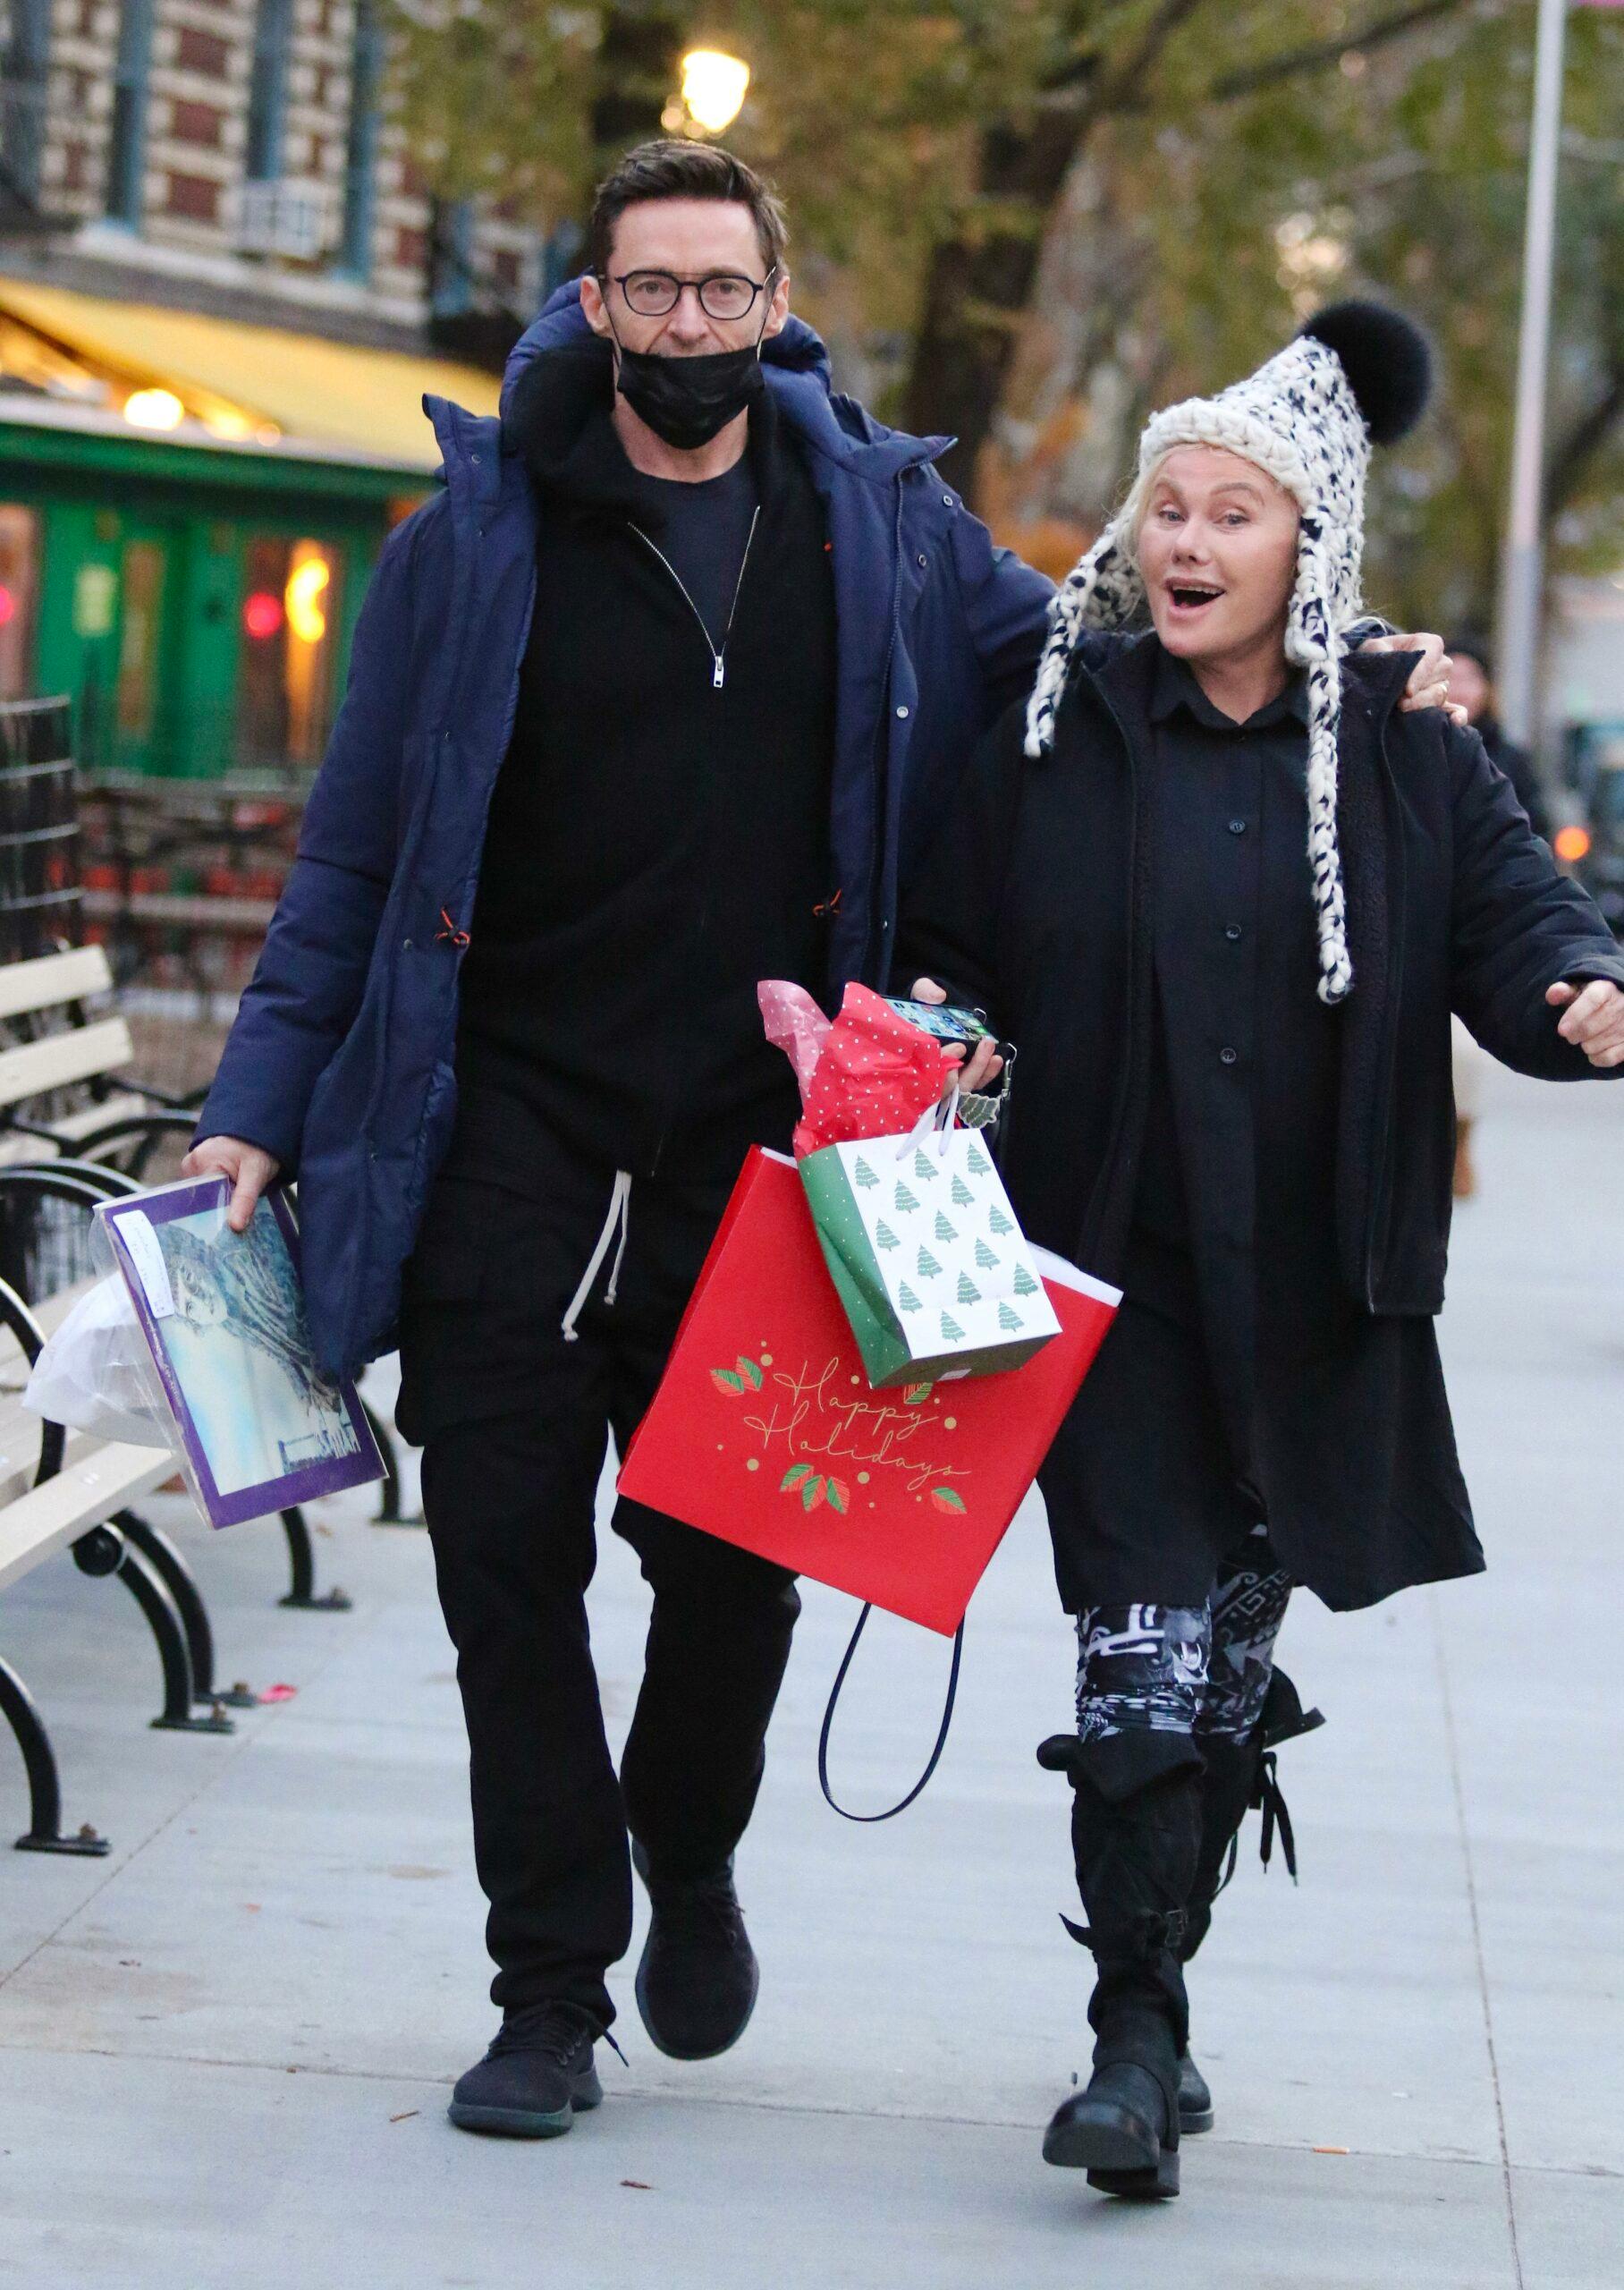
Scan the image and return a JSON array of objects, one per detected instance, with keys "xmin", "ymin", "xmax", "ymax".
[
  {"xmin": 285, "ymin": 557, "xmax": 330, "ymax": 646},
  {"xmin": 0, "ymin": 585, "xmax": 14, "ymax": 631},
  {"xmin": 123, "ymin": 387, "xmax": 186, "ymax": 431},
  {"xmin": 1554, "ymin": 825, "xmax": 1592, "ymax": 864},
  {"xmin": 681, "ymin": 47, "xmax": 750, "ymax": 134},
  {"xmin": 243, "ymin": 589, "xmax": 283, "ymax": 640}
]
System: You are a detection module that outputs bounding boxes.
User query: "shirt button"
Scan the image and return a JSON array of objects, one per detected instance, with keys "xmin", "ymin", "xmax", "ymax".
[
  {"xmin": 1225, "ymin": 925, "xmax": 1242, "ymax": 942},
  {"xmin": 917, "ymin": 553, "xmax": 928, "ymax": 569},
  {"xmin": 896, "ymin": 705, "xmax": 910, "ymax": 718},
  {"xmin": 1228, "ymin": 818, "xmax": 1248, "ymax": 836},
  {"xmin": 1219, "ymin": 1046, "xmax": 1239, "ymax": 1066}
]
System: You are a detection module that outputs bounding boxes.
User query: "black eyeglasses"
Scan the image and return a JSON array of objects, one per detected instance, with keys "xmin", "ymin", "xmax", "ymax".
[{"xmin": 608, "ymin": 267, "xmax": 777, "ymax": 321}]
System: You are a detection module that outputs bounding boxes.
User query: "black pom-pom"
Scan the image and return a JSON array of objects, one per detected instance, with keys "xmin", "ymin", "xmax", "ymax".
[{"xmin": 1297, "ymin": 299, "xmax": 1432, "ymax": 445}]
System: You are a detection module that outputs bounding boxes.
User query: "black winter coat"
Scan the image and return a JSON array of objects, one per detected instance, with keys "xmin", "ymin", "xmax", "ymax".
[{"xmin": 897, "ymin": 633, "xmax": 1624, "ymax": 1607}]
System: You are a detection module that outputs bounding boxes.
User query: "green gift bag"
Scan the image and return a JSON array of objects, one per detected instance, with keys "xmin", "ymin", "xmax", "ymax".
[{"xmin": 799, "ymin": 1104, "xmax": 1062, "ymax": 1387}]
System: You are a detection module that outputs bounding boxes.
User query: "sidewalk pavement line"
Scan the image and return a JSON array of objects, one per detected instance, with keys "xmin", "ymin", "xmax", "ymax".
[
  {"xmin": 0, "ymin": 2031, "xmax": 1618, "ymax": 2184},
  {"xmin": 1430, "ymin": 1582, "xmax": 1527, "ymax": 2290},
  {"xmin": 0, "ymin": 1583, "xmax": 389, "ymax": 2000}
]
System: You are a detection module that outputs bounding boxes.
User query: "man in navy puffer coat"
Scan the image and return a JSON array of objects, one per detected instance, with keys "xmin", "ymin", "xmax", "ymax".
[{"xmin": 187, "ymin": 144, "xmax": 1052, "ymax": 2133}]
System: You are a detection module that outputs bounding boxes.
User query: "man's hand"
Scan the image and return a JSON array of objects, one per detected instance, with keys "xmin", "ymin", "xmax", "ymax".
[
  {"xmin": 1546, "ymin": 979, "xmax": 1624, "ymax": 1069},
  {"xmin": 1358, "ymin": 631, "xmax": 1468, "ymax": 725},
  {"xmin": 910, "ymin": 978, "xmax": 1005, "ymax": 1094},
  {"xmin": 180, "ymin": 1136, "xmax": 282, "ymax": 1232}
]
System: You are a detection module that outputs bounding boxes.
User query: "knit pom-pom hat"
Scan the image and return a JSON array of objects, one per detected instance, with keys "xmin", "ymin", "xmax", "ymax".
[{"xmin": 1024, "ymin": 299, "xmax": 1432, "ymax": 1004}]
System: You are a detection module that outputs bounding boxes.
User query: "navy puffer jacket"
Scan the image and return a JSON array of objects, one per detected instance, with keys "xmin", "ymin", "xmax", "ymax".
[{"xmin": 197, "ymin": 283, "xmax": 1054, "ymax": 1376}]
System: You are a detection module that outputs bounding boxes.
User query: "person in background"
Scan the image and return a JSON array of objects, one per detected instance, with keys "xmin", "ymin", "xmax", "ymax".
[
  {"xmin": 1446, "ymin": 633, "xmax": 1552, "ymax": 842},
  {"xmin": 900, "ymin": 302, "xmax": 1624, "ymax": 2202}
]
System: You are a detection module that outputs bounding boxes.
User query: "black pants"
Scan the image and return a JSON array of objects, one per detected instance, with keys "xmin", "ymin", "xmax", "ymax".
[{"xmin": 397, "ymin": 1132, "xmax": 800, "ymax": 2031}]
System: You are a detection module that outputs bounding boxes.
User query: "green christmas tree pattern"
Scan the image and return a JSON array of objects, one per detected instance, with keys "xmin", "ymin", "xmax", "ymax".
[
  {"xmin": 974, "ymin": 1238, "xmax": 999, "ymax": 1270},
  {"xmin": 893, "ymin": 1181, "xmax": 919, "ymax": 1214},
  {"xmin": 957, "ymin": 1273, "xmax": 980, "ymax": 1304},
  {"xmin": 1013, "ymin": 1263, "xmax": 1038, "ymax": 1297},
  {"xmin": 934, "ymin": 1211, "xmax": 957, "ymax": 1242},
  {"xmin": 875, "ymin": 1220, "xmax": 900, "ymax": 1251},
  {"xmin": 988, "ymin": 1205, "xmax": 1014, "ymax": 1236},
  {"xmin": 998, "ymin": 1302, "xmax": 1023, "ymax": 1332},
  {"xmin": 950, "ymin": 1174, "xmax": 974, "ymax": 1209},
  {"xmin": 917, "ymin": 1246, "xmax": 943, "ymax": 1279},
  {"xmin": 912, "ymin": 1149, "xmax": 939, "ymax": 1182},
  {"xmin": 940, "ymin": 1312, "xmax": 966, "ymax": 1342},
  {"xmin": 898, "ymin": 1281, "xmax": 922, "ymax": 1313},
  {"xmin": 966, "ymin": 1143, "xmax": 992, "ymax": 1178},
  {"xmin": 853, "ymin": 1158, "xmax": 879, "ymax": 1191}
]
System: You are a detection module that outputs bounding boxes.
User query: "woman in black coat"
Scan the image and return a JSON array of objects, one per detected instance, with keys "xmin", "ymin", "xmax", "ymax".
[{"xmin": 899, "ymin": 305, "xmax": 1624, "ymax": 2202}]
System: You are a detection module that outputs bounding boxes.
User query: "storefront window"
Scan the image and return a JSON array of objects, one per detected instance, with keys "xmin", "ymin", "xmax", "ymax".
[
  {"xmin": 115, "ymin": 539, "xmax": 165, "ymax": 740},
  {"xmin": 0, "ymin": 505, "xmax": 41, "ymax": 702},
  {"xmin": 236, "ymin": 535, "xmax": 343, "ymax": 770}
]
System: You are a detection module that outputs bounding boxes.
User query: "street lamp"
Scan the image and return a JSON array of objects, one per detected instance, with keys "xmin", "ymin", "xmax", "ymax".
[{"xmin": 680, "ymin": 47, "xmax": 749, "ymax": 135}]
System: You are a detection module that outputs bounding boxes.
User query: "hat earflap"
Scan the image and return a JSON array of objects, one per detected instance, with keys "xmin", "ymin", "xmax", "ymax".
[
  {"xmin": 1023, "ymin": 523, "xmax": 1141, "ymax": 758},
  {"xmin": 1289, "ymin": 525, "xmax": 1353, "ymax": 1004}
]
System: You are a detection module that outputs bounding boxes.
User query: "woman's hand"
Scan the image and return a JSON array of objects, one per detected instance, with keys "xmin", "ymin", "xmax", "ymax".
[
  {"xmin": 1359, "ymin": 631, "xmax": 1468, "ymax": 725},
  {"xmin": 910, "ymin": 977, "xmax": 1005, "ymax": 1094},
  {"xmin": 181, "ymin": 1135, "xmax": 282, "ymax": 1231},
  {"xmin": 1546, "ymin": 979, "xmax": 1624, "ymax": 1069}
]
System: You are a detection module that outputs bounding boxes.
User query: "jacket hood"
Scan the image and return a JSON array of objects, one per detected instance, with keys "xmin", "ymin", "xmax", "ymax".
[{"xmin": 497, "ymin": 276, "xmax": 948, "ymax": 479}]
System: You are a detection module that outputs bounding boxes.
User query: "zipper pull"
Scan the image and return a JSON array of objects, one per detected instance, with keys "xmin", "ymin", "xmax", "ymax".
[{"xmin": 713, "ymin": 655, "xmax": 725, "ymax": 691}]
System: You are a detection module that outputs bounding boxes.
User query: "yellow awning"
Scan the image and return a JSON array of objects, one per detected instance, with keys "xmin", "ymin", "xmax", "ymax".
[{"xmin": 0, "ymin": 276, "xmax": 503, "ymax": 471}]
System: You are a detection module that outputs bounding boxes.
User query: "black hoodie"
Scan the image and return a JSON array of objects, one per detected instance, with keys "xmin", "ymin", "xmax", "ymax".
[{"xmin": 451, "ymin": 339, "xmax": 838, "ymax": 1191}]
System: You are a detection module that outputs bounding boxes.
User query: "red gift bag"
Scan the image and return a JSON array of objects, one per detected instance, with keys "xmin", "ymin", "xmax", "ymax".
[{"xmin": 619, "ymin": 1149, "xmax": 1119, "ymax": 1636}]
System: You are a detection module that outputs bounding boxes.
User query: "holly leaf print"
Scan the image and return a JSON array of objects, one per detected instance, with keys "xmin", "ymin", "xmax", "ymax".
[
  {"xmin": 781, "ymin": 1464, "xmax": 814, "ymax": 1491},
  {"xmin": 929, "ymin": 1487, "xmax": 968, "ymax": 1515},
  {"xmin": 801, "ymin": 1475, "xmax": 827, "ymax": 1513},
  {"xmin": 735, "ymin": 1356, "xmax": 764, "ymax": 1390},
  {"xmin": 711, "ymin": 1369, "xmax": 746, "ymax": 1395},
  {"xmin": 825, "ymin": 1477, "xmax": 850, "ymax": 1515},
  {"xmin": 902, "ymin": 1382, "xmax": 934, "ymax": 1404}
]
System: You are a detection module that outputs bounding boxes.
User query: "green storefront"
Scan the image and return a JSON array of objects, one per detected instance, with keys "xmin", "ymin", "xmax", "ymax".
[{"xmin": 0, "ymin": 411, "xmax": 410, "ymax": 782}]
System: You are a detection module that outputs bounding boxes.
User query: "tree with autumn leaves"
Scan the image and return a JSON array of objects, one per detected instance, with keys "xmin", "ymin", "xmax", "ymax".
[{"xmin": 385, "ymin": 0, "xmax": 1622, "ymax": 629}]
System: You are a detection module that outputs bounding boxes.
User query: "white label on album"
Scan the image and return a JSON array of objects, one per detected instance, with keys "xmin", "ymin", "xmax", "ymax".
[{"xmin": 122, "ymin": 1211, "xmax": 176, "ymax": 1320}]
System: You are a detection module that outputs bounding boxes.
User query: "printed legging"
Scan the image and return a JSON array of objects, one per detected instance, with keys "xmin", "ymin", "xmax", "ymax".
[{"xmin": 1075, "ymin": 1526, "xmax": 1292, "ymax": 1751}]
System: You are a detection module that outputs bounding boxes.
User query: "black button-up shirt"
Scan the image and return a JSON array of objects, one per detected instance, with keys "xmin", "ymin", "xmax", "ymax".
[{"xmin": 1129, "ymin": 646, "xmax": 1342, "ymax": 1450}]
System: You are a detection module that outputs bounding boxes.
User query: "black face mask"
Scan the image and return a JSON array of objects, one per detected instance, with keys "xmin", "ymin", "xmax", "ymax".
[{"xmin": 611, "ymin": 339, "xmax": 765, "ymax": 450}]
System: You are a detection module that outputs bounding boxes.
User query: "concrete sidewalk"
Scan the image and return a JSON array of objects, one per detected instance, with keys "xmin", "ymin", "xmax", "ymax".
[{"xmin": 0, "ymin": 1063, "xmax": 1619, "ymax": 2288}]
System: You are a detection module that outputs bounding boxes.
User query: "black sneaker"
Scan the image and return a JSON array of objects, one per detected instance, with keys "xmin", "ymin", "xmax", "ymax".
[
  {"xmin": 632, "ymin": 1841, "xmax": 760, "ymax": 2061},
  {"xmin": 447, "ymin": 2001, "xmax": 603, "ymax": 2138}
]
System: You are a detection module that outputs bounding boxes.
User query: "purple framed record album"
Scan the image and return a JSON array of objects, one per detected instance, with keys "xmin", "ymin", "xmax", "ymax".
[{"xmin": 97, "ymin": 1177, "xmax": 384, "ymax": 1530}]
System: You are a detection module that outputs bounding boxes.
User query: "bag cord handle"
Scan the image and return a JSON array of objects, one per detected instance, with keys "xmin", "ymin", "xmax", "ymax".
[{"xmin": 817, "ymin": 1602, "xmax": 965, "ymax": 1822}]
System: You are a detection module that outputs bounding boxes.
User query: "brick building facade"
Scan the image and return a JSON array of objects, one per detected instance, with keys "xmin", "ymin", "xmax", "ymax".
[{"xmin": 0, "ymin": 0, "xmax": 553, "ymax": 350}]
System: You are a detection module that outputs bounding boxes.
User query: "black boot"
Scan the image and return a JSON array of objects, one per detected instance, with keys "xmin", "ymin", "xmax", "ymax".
[
  {"xmin": 1037, "ymin": 1742, "xmax": 1202, "ymax": 2200},
  {"xmin": 1176, "ymin": 1671, "xmax": 1324, "ymax": 2133},
  {"xmin": 632, "ymin": 1840, "xmax": 760, "ymax": 2061},
  {"xmin": 448, "ymin": 2001, "xmax": 603, "ymax": 2138}
]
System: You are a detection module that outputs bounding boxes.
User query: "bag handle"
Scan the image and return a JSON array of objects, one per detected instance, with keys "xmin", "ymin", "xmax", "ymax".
[{"xmin": 817, "ymin": 1602, "xmax": 965, "ymax": 1822}]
